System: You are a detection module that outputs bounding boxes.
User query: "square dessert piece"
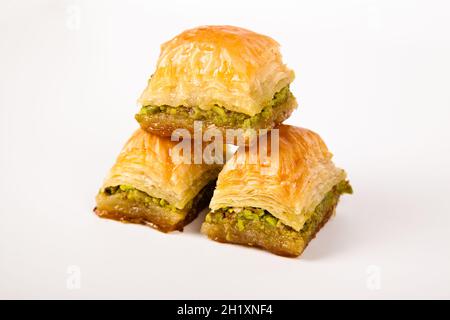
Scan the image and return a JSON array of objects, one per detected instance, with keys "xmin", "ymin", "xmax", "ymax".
[
  {"xmin": 201, "ymin": 125, "xmax": 352, "ymax": 257},
  {"xmin": 95, "ymin": 129, "xmax": 221, "ymax": 232},
  {"xmin": 136, "ymin": 25, "xmax": 297, "ymax": 137}
]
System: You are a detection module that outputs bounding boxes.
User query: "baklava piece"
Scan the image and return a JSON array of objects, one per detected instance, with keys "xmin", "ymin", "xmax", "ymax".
[
  {"xmin": 95, "ymin": 129, "xmax": 221, "ymax": 232},
  {"xmin": 136, "ymin": 25, "xmax": 297, "ymax": 137},
  {"xmin": 201, "ymin": 125, "xmax": 352, "ymax": 257}
]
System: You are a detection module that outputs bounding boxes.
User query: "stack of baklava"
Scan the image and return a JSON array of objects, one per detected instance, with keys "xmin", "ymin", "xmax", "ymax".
[{"xmin": 95, "ymin": 26, "xmax": 352, "ymax": 257}]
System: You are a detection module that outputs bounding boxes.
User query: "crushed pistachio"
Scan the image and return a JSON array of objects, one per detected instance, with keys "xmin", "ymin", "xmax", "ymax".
[
  {"xmin": 236, "ymin": 219, "xmax": 245, "ymax": 231},
  {"xmin": 103, "ymin": 185, "xmax": 178, "ymax": 211},
  {"xmin": 206, "ymin": 180, "xmax": 353, "ymax": 237},
  {"xmin": 137, "ymin": 86, "xmax": 291, "ymax": 129}
]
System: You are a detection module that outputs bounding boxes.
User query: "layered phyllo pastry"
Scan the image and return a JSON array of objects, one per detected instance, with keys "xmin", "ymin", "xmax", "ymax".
[
  {"xmin": 95, "ymin": 129, "xmax": 222, "ymax": 232},
  {"xmin": 136, "ymin": 25, "xmax": 297, "ymax": 137},
  {"xmin": 201, "ymin": 125, "xmax": 352, "ymax": 257}
]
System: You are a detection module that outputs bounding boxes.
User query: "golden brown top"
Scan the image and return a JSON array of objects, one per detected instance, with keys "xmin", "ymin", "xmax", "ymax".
[
  {"xmin": 138, "ymin": 25, "xmax": 295, "ymax": 116},
  {"xmin": 102, "ymin": 129, "xmax": 222, "ymax": 209},
  {"xmin": 209, "ymin": 125, "xmax": 347, "ymax": 231}
]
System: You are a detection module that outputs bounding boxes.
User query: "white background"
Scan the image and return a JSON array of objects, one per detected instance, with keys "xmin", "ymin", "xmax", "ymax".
[{"xmin": 1, "ymin": 0, "xmax": 449, "ymax": 299}]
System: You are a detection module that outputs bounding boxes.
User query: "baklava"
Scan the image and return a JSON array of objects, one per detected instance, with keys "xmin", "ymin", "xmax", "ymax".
[
  {"xmin": 201, "ymin": 125, "xmax": 352, "ymax": 257},
  {"xmin": 95, "ymin": 129, "xmax": 222, "ymax": 232},
  {"xmin": 136, "ymin": 25, "xmax": 297, "ymax": 137}
]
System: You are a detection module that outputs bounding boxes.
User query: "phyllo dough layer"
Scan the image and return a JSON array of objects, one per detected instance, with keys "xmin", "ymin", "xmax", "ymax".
[
  {"xmin": 136, "ymin": 86, "xmax": 297, "ymax": 137},
  {"xmin": 96, "ymin": 181, "xmax": 215, "ymax": 232},
  {"xmin": 203, "ymin": 125, "xmax": 352, "ymax": 256},
  {"xmin": 202, "ymin": 181, "xmax": 352, "ymax": 257},
  {"xmin": 95, "ymin": 129, "xmax": 222, "ymax": 232},
  {"xmin": 209, "ymin": 125, "xmax": 348, "ymax": 231},
  {"xmin": 138, "ymin": 25, "xmax": 295, "ymax": 117}
]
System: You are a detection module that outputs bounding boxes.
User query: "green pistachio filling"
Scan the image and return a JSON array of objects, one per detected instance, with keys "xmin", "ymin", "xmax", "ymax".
[
  {"xmin": 206, "ymin": 180, "xmax": 353, "ymax": 239},
  {"xmin": 137, "ymin": 86, "xmax": 292, "ymax": 129},
  {"xmin": 102, "ymin": 185, "xmax": 189, "ymax": 213}
]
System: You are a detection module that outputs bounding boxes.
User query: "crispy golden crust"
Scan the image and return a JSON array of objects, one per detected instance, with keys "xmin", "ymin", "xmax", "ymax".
[
  {"xmin": 135, "ymin": 95, "xmax": 297, "ymax": 138},
  {"xmin": 201, "ymin": 196, "xmax": 337, "ymax": 257},
  {"xmin": 138, "ymin": 25, "xmax": 295, "ymax": 116},
  {"xmin": 209, "ymin": 125, "xmax": 347, "ymax": 231},
  {"xmin": 95, "ymin": 182, "xmax": 215, "ymax": 233},
  {"xmin": 102, "ymin": 129, "xmax": 222, "ymax": 209}
]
